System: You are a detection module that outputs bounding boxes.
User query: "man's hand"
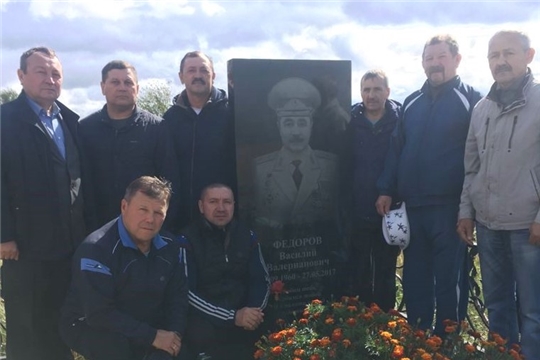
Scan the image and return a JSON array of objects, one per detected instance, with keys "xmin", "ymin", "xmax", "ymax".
[
  {"xmin": 235, "ymin": 307, "xmax": 264, "ymax": 331},
  {"xmin": 152, "ymin": 330, "xmax": 182, "ymax": 356},
  {"xmin": 529, "ymin": 222, "xmax": 540, "ymax": 246},
  {"xmin": 0, "ymin": 241, "xmax": 19, "ymax": 260},
  {"xmin": 457, "ymin": 219, "xmax": 475, "ymax": 246},
  {"xmin": 375, "ymin": 195, "xmax": 392, "ymax": 216}
]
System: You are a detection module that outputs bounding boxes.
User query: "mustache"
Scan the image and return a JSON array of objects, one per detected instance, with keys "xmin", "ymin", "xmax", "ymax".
[
  {"xmin": 495, "ymin": 64, "xmax": 512, "ymax": 74},
  {"xmin": 428, "ymin": 65, "xmax": 445, "ymax": 75},
  {"xmin": 192, "ymin": 78, "xmax": 206, "ymax": 85}
]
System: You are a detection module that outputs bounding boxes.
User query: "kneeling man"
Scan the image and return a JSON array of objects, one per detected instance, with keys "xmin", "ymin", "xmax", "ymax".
[
  {"xmin": 60, "ymin": 176, "xmax": 188, "ymax": 360},
  {"xmin": 179, "ymin": 183, "xmax": 270, "ymax": 360}
]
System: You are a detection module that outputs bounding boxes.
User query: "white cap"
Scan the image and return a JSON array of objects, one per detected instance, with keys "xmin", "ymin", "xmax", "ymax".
[{"xmin": 382, "ymin": 202, "xmax": 410, "ymax": 250}]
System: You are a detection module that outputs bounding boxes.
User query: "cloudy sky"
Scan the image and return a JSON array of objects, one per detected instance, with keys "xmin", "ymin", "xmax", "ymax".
[{"xmin": 1, "ymin": 0, "xmax": 539, "ymax": 117}]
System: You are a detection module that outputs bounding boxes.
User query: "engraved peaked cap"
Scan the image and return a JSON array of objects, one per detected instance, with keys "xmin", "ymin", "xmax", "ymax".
[{"xmin": 268, "ymin": 77, "xmax": 321, "ymax": 117}]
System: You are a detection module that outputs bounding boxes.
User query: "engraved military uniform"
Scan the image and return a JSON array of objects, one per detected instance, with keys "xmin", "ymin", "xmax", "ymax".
[{"xmin": 253, "ymin": 77, "xmax": 339, "ymax": 226}]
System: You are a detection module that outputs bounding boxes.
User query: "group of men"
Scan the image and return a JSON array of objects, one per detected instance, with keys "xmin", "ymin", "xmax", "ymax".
[
  {"xmin": 1, "ymin": 29, "xmax": 539, "ymax": 360},
  {"xmin": 1, "ymin": 49, "xmax": 268, "ymax": 360},
  {"xmin": 346, "ymin": 30, "xmax": 539, "ymax": 360}
]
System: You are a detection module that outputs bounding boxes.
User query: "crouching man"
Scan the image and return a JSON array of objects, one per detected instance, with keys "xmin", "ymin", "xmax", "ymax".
[
  {"xmin": 59, "ymin": 176, "xmax": 188, "ymax": 360},
  {"xmin": 179, "ymin": 183, "xmax": 270, "ymax": 360}
]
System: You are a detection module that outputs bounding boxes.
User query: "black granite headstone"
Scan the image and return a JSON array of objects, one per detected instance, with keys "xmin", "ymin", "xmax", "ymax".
[{"xmin": 228, "ymin": 59, "xmax": 351, "ymax": 320}]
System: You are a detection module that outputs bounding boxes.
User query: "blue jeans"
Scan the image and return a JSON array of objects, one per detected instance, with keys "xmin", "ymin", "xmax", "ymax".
[
  {"xmin": 476, "ymin": 223, "xmax": 540, "ymax": 359},
  {"xmin": 403, "ymin": 204, "xmax": 469, "ymax": 336}
]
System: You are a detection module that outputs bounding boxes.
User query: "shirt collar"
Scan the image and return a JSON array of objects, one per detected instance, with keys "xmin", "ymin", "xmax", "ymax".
[
  {"xmin": 25, "ymin": 94, "xmax": 60, "ymax": 118},
  {"xmin": 117, "ymin": 216, "xmax": 167, "ymax": 251}
]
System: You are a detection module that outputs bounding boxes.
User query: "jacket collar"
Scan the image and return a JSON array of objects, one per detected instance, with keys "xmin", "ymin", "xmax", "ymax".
[
  {"xmin": 351, "ymin": 99, "xmax": 400, "ymax": 129},
  {"xmin": 486, "ymin": 68, "xmax": 533, "ymax": 114},
  {"xmin": 173, "ymin": 86, "xmax": 227, "ymax": 110},
  {"xmin": 14, "ymin": 91, "xmax": 80, "ymax": 127},
  {"xmin": 421, "ymin": 75, "xmax": 461, "ymax": 99},
  {"xmin": 117, "ymin": 216, "xmax": 167, "ymax": 251}
]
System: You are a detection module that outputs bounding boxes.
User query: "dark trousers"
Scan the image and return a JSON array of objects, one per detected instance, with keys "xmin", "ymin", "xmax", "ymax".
[
  {"xmin": 59, "ymin": 318, "xmax": 175, "ymax": 360},
  {"xmin": 1, "ymin": 258, "xmax": 73, "ymax": 360},
  {"xmin": 346, "ymin": 221, "xmax": 400, "ymax": 312},
  {"xmin": 181, "ymin": 313, "xmax": 261, "ymax": 360},
  {"xmin": 402, "ymin": 204, "xmax": 469, "ymax": 336}
]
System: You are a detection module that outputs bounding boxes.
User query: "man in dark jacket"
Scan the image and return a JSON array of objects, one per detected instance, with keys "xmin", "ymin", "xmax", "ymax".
[
  {"xmin": 178, "ymin": 183, "xmax": 270, "ymax": 360},
  {"xmin": 376, "ymin": 35, "xmax": 482, "ymax": 335},
  {"xmin": 79, "ymin": 60, "xmax": 180, "ymax": 233},
  {"xmin": 0, "ymin": 47, "xmax": 86, "ymax": 360},
  {"xmin": 60, "ymin": 176, "xmax": 188, "ymax": 360},
  {"xmin": 163, "ymin": 51, "xmax": 235, "ymax": 229},
  {"xmin": 343, "ymin": 70, "xmax": 401, "ymax": 312}
]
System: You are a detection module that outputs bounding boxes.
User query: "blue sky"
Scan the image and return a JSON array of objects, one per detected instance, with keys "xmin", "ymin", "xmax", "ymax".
[{"xmin": 1, "ymin": 0, "xmax": 539, "ymax": 117}]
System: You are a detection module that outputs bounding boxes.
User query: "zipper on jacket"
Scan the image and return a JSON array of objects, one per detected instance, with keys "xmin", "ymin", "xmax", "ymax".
[
  {"xmin": 189, "ymin": 116, "xmax": 197, "ymax": 223},
  {"xmin": 507, "ymin": 115, "xmax": 517, "ymax": 151},
  {"xmin": 482, "ymin": 117, "xmax": 490, "ymax": 151}
]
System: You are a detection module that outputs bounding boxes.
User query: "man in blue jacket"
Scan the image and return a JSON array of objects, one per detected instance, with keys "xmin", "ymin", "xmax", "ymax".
[
  {"xmin": 376, "ymin": 35, "xmax": 481, "ymax": 335},
  {"xmin": 60, "ymin": 176, "xmax": 188, "ymax": 360},
  {"xmin": 79, "ymin": 60, "xmax": 180, "ymax": 233},
  {"xmin": 343, "ymin": 70, "xmax": 401, "ymax": 312},
  {"xmin": 163, "ymin": 51, "xmax": 235, "ymax": 230},
  {"xmin": 178, "ymin": 183, "xmax": 270, "ymax": 360}
]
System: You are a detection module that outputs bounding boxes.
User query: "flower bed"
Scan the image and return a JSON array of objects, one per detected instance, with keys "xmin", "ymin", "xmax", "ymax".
[{"xmin": 255, "ymin": 297, "xmax": 523, "ymax": 360}]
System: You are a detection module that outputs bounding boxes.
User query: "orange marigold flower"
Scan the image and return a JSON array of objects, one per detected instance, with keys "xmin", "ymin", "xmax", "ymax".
[
  {"xmin": 387, "ymin": 320, "xmax": 397, "ymax": 328},
  {"xmin": 498, "ymin": 346, "xmax": 506, "ymax": 353},
  {"xmin": 299, "ymin": 318, "xmax": 308, "ymax": 325},
  {"xmin": 311, "ymin": 299, "xmax": 323, "ymax": 305},
  {"xmin": 414, "ymin": 330, "xmax": 426, "ymax": 338},
  {"xmin": 347, "ymin": 305, "xmax": 358, "ymax": 312},
  {"xmin": 391, "ymin": 345, "xmax": 404, "ymax": 357},
  {"xmin": 303, "ymin": 310, "xmax": 310, "ymax": 317},
  {"xmin": 342, "ymin": 339, "xmax": 351, "ymax": 348},
  {"xmin": 425, "ymin": 339, "xmax": 440, "ymax": 350},
  {"xmin": 346, "ymin": 317, "xmax": 357, "ymax": 326},
  {"xmin": 445, "ymin": 325, "xmax": 457, "ymax": 333},
  {"xmin": 370, "ymin": 303, "xmax": 382, "ymax": 313},
  {"xmin": 380, "ymin": 331, "xmax": 393, "ymax": 340},
  {"xmin": 310, "ymin": 355, "xmax": 321, "ymax": 360},
  {"xmin": 325, "ymin": 317, "xmax": 335, "ymax": 325},
  {"xmin": 511, "ymin": 343, "xmax": 521, "ymax": 352},
  {"xmin": 286, "ymin": 339, "xmax": 294, "ymax": 346},
  {"xmin": 465, "ymin": 344, "xmax": 476, "ymax": 353},
  {"xmin": 270, "ymin": 346, "xmax": 282, "ymax": 356},
  {"xmin": 313, "ymin": 312, "xmax": 321, "ymax": 319},
  {"xmin": 361, "ymin": 312, "xmax": 374, "ymax": 321},
  {"xmin": 430, "ymin": 336, "xmax": 443, "ymax": 346},
  {"xmin": 320, "ymin": 337, "xmax": 331, "ymax": 347},
  {"xmin": 415, "ymin": 348, "xmax": 426, "ymax": 355},
  {"xmin": 492, "ymin": 333, "xmax": 507, "ymax": 346},
  {"xmin": 331, "ymin": 329, "xmax": 342, "ymax": 342},
  {"xmin": 388, "ymin": 308, "xmax": 401, "ymax": 316},
  {"xmin": 293, "ymin": 358, "xmax": 301, "ymax": 360},
  {"xmin": 332, "ymin": 302, "xmax": 344, "ymax": 309},
  {"xmin": 253, "ymin": 349, "xmax": 264, "ymax": 359},
  {"xmin": 421, "ymin": 354, "xmax": 433, "ymax": 360},
  {"xmin": 310, "ymin": 339, "xmax": 320, "ymax": 347},
  {"xmin": 509, "ymin": 349, "xmax": 521, "ymax": 360},
  {"xmin": 275, "ymin": 318, "xmax": 286, "ymax": 326},
  {"xmin": 391, "ymin": 339, "xmax": 399, "ymax": 345},
  {"xmin": 286, "ymin": 328, "xmax": 297, "ymax": 337},
  {"xmin": 269, "ymin": 332, "xmax": 283, "ymax": 343},
  {"xmin": 294, "ymin": 348, "xmax": 305, "ymax": 356}
]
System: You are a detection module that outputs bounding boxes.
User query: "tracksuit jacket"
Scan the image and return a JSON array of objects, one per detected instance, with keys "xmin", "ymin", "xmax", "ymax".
[
  {"xmin": 162, "ymin": 88, "xmax": 236, "ymax": 228},
  {"xmin": 377, "ymin": 76, "xmax": 482, "ymax": 207},
  {"xmin": 178, "ymin": 218, "xmax": 270, "ymax": 327},
  {"xmin": 61, "ymin": 218, "xmax": 189, "ymax": 345},
  {"xmin": 460, "ymin": 70, "xmax": 540, "ymax": 230},
  {"xmin": 79, "ymin": 105, "xmax": 180, "ymax": 232}
]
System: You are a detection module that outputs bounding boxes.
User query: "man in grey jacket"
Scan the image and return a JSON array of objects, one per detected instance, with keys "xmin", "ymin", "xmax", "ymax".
[{"xmin": 457, "ymin": 30, "xmax": 540, "ymax": 358}]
